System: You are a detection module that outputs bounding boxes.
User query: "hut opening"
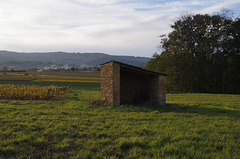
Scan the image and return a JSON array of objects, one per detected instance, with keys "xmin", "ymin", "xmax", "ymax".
[{"xmin": 101, "ymin": 61, "xmax": 166, "ymax": 106}]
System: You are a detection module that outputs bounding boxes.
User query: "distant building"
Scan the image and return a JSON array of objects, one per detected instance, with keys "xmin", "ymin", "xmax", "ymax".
[
  {"xmin": 101, "ymin": 61, "xmax": 167, "ymax": 106},
  {"xmin": 37, "ymin": 69, "xmax": 43, "ymax": 72},
  {"xmin": 95, "ymin": 66, "xmax": 100, "ymax": 71},
  {"xmin": 43, "ymin": 66, "xmax": 50, "ymax": 70},
  {"xmin": 79, "ymin": 64, "xmax": 89, "ymax": 70},
  {"xmin": 61, "ymin": 64, "xmax": 70, "ymax": 70},
  {"xmin": 50, "ymin": 64, "xmax": 58, "ymax": 70}
]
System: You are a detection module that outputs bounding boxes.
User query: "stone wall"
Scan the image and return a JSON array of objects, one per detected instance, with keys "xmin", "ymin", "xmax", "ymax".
[
  {"xmin": 101, "ymin": 62, "xmax": 114, "ymax": 104},
  {"xmin": 101, "ymin": 61, "xmax": 166, "ymax": 106},
  {"xmin": 112, "ymin": 63, "xmax": 120, "ymax": 105},
  {"xmin": 157, "ymin": 76, "xmax": 166, "ymax": 105},
  {"xmin": 100, "ymin": 61, "xmax": 120, "ymax": 105}
]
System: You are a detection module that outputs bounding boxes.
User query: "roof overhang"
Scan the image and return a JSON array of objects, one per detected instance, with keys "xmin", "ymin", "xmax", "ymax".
[{"xmin": 101, "ymin": 61, "xmax": 167, "ymax": 76}]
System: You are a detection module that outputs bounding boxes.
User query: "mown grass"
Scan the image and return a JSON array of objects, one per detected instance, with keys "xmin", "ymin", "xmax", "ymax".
[
  {"xmin": 17, "ymin": 71, "xmax": 100, "ymax": 77},
  {"xmin": 0, "ymin": 71, "xmax": 100, "ymax": 89},
  {"xmin": 0, "ymin": 71, "xmax": 100, "ymax": 78},
  {"xmin": 0, "ymin": 71, "xmax": 100, "ymax": 90},
  {"xmin": 0, "ymin": 92, "xmax": 239, "ymax": 158}
]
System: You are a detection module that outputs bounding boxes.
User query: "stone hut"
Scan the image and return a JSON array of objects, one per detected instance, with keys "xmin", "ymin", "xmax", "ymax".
[{"xmin": 101, "ymin": 61, "xmax": 166, "ymax": 106}]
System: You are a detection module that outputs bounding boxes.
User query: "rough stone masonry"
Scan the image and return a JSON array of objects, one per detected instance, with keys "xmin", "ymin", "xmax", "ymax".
[{"xmin": 101, "ymin": 61, "xmax": 166, "ymax": 106}]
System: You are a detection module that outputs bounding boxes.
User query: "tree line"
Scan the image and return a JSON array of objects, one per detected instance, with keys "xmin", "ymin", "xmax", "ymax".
[{"xmin": 145, "ymin": 10, "xmax": 240, "ymax": 93}]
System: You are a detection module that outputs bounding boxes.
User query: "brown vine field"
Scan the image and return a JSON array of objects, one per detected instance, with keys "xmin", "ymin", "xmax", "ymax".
[
  {"xmin": 0, "ymin": 71, "xmax": 100, "ymax": 83},
  {"xmin": 0, "ymin": 84, "xmax": 71, "ymax": 100}
]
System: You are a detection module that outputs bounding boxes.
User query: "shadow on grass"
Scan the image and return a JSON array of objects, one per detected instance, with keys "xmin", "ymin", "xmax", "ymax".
[{"xmin": 110, "ymin": 104, "xmax": 240, "ymax": 119}]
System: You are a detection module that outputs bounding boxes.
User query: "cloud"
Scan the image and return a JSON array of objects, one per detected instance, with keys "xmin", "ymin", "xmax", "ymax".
[
  {"xmin": 67, "ymin": 0, "xmax": 122, "ymax": 5},
  {"xmin": 199, "ymin": 0, "xmax": 240, "ymax": 15},
  {"xmin": 0, "ymin": 0, "xmax": 239, "ymax": 57}
]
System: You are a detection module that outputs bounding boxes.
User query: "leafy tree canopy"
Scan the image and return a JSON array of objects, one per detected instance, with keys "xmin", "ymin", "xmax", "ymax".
[{"xmin": 145, "ymin": 10, "xmax": 240, "ymax": 93}]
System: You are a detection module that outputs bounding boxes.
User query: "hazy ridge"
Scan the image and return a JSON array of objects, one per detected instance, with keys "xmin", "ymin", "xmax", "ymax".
[{"xmin": 0, "ymin": 50, "xmax": 150, "ymax": 70}]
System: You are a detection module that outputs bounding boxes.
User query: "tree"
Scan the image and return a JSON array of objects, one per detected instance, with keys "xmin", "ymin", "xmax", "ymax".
[{"xmin": 145, "ymin": 11, "xmax": 240, "ymax": 93}]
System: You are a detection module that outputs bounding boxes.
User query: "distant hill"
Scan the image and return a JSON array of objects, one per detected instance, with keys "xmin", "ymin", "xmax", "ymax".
[{"xmin": 0, "ymin": 50, "xmax": 150, "ymax": 70}]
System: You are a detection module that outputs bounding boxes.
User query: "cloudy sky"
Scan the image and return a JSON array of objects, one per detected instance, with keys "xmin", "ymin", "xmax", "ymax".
[{"xmin": 0, "ymin": 0, "xmax": 240, "ymax": 57}]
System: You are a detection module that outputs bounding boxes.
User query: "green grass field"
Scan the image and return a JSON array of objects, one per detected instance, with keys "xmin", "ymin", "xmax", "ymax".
[
  {"xmin": 0, "ymin": 91, "xmax": 239, "ymax": 158},
  {"xmin": 0, "ymin": 71, "xmax": 101, "ymax": 90}
]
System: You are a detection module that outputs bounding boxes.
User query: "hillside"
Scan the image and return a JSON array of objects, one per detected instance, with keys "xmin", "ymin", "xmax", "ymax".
[{"xmin": 0, "ymin": 50, "xmax": 150, "ymax": 70}]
